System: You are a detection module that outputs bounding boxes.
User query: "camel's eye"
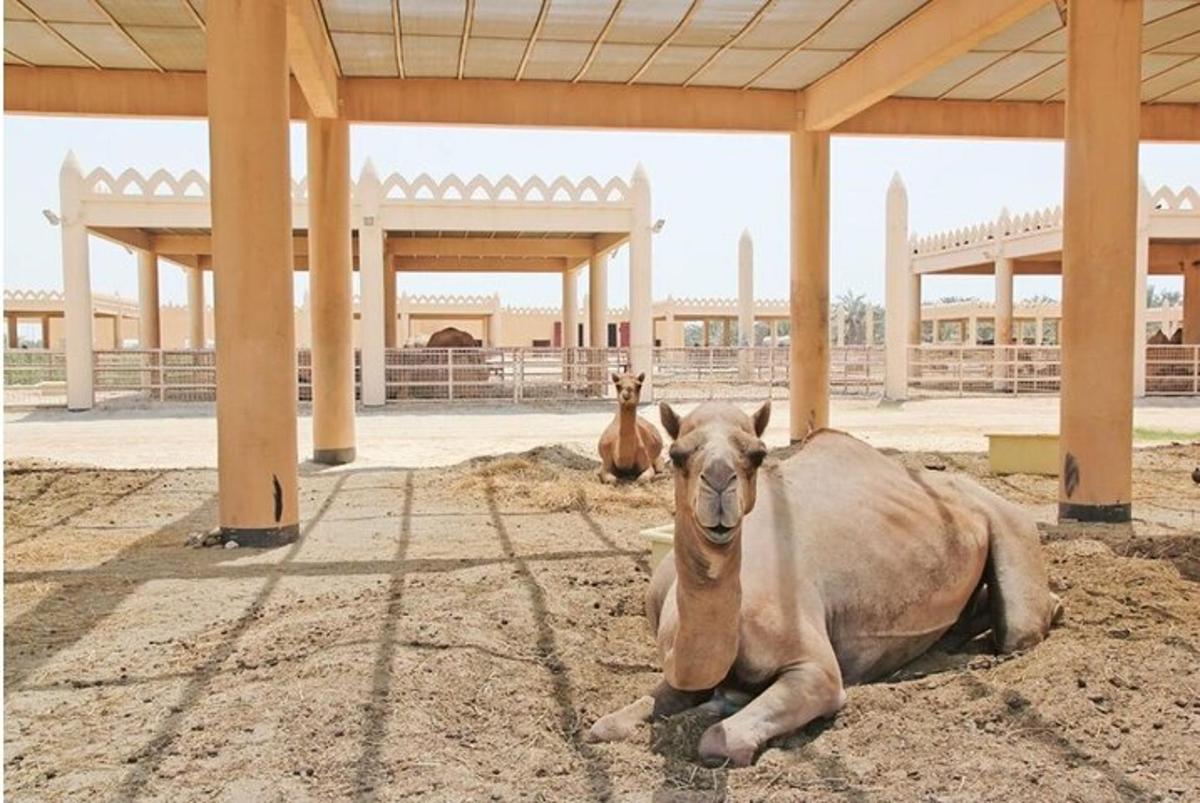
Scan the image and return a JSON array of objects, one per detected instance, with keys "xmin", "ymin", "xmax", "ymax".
[
  {"xmin": 745, "ymin": 443, "xmax": 767, "ymax": 468},
  {"xmin": 669, "ymin": 443, "xmax": 692, "ymax": 469}
]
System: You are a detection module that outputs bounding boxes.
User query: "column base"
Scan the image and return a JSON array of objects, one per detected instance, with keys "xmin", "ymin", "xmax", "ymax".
[
  {"xmin": 312, "ymin": 446, "xmax": 356, "ymax": 465},
  {"xmin": 1058, "ymin": 502, "xmax": 1131, "ymax": 523},
  {"xmin": 220, "ymin": 524, "xmax": 300, "ymax": 548}
]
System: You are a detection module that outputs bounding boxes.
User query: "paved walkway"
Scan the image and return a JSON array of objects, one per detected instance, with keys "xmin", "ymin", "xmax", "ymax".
[{"xmin": 5, "ymin": 396, "xmax": 1198, "ymax": 470}]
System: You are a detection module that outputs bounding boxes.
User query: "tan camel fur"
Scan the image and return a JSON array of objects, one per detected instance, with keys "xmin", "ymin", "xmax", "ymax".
[
  {"xmin": 597, "ymin": 372, "xmax": 664, "ymax": 484},
  {"xmin": 590, "ymin": 400, "xmax": 1061, "ymax": 766}
]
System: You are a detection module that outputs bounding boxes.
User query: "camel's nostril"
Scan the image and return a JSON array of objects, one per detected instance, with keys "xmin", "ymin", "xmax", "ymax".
[{"xmin": 700, "ymin": 461, "xmax": 736, "ymax": 492}]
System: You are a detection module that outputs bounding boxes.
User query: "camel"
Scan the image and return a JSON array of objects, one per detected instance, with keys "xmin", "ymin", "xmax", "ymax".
[
  {"xmin": 590, "ymin": 400, "xmax": 1061, "ymax": 766},
  {"xmin": 596, "ymin": 372, "xmax": 664, "ymax": 484},
  {"xmin": 425, "ymin": 326, "xmax": 479, "ymax": 348}
]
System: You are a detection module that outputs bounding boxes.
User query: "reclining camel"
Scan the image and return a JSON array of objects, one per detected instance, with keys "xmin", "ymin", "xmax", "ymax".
[
  {"xmin": 590, "ymin": 400, "xmax": 1060, "ymax": 766},
  {"xmin": 596, "ymin": 372, "xmax": 664, "ymax": 484}
]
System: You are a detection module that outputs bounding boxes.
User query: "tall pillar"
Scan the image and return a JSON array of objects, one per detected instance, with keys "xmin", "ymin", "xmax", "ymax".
[
  {"xmin": 187, "ymin": 267, "xmax": 205, "ymax": 347},
  {"xmin": 703, "ymin": 319, "xmax": 710, "ymax": 347},
  {"xmin": 1034, "ymin": 316, "xmax": 1044, "ymax": 345},
  {"xmin": 41, "ymin": 316, "xmax": 52, "ymax": 348},
  {"xmin": 110, "ymin": 316, "xmax": 121, "ymax": 349},
  {"xmin": 562, "ymin": 268, "xmax": 578, "ymax": 348},
  {"xmin": 665, "ymin": 310, "xmax": 677, "ymax": 348},
  {"xmin": 909, "ymin": 275, "xmax": 923, "ymax": 344},
  {"xmin": 770, "ymin": 318, "xmax": 778, "ymax": 346},
  {"xmin": 834, "ymin": 311, "xmax": 845, "ymax": 346},
  {"xmin": 1058, "ymin": 0, "xmax": 1142, "ymax": 523},
  {"xmin": 208, "ymin": 0, "xmax": 298, "ymax": 545},
  {"xmin": 308, "ymin": 116, "xmax": 356, "ymax": 465},
  {"xmin": 358, "ymin": 160, "xmax": 386, "ymax": 406},
  {"xmin": 138, "ymin": 250, "xmax": 161, "ymax": 349},
  {"xmin": 721, "ymin": 317, "xmax": 732, "ymax": 347},
  {"xmin": 966, "ymin": 316, "xmax": 977, "ymax": 346},
  {"xmin": 6, "ymin": 316, "xmax": 17, "ymax": 348},
  {"xmin": 629, "ymin": 165, "xmax": 653, "ymax": 394},
  {"xmin": 383, "ymin": 264, "xmax": 397, "ymax": 349},
  {"xmin": 994, "ymin": 255, "xmax": 1014, "ymax": 390},
  {"xmin": 883, "ymin": 173, "xmax": 910, "ymax": 398},
  {"xmin": 588, "ymin": 251, "xmax": 608, "ymax": 348},
  {"xmin": 1133, "ymin": 182, "xmax": 1150, "ymax": 395},
  {"xmin": 60, "ymin": 152, "xmax": 93, "ymax": 409},
  {"xmin": 1183, "ymin": 250, "xmax": 1200, "ymax": 344},
  {"xmin": 864, "ymin": 307, "xmax": 874, "ymax": 347},
  {"xmin": 737, "ymin": 230, "xmax": 754, "ymax": 346},
  {"xmin": 789, "ymin": 125, "xmax": 830, "ymax": 440}
]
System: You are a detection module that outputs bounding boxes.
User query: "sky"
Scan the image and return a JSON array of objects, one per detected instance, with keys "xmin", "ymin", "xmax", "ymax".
[{"xmin": 3, "ymin": 116, "xmax": 1194, "ymax": 310}]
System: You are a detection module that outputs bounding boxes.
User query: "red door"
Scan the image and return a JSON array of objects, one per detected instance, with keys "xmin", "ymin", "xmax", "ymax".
[{"xmin": 618, "ymin": 322, "xmax": 630, "ymax": 348}]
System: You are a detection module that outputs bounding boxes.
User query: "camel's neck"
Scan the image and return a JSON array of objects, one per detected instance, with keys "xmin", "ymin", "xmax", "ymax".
[
  {"xmin": 663, "ymin": 515, "xmax": 742, "ymax": 691},
  {"xmin": 615, "ymin": 405, "xmax": 639, "ymax": 465}
]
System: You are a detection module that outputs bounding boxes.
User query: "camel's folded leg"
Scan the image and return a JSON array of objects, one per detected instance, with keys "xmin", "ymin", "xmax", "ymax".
[
  {"xmin": 588, "ymin": 681, "xmax": 709, "ymax": 743},
  {"xmin": 986, "ymin": 514, "xmax": 1062, "ymax": 653},
  {"xmin": 698, "ymin": 659, "xmax": 845, "ymax": 768},
  {"xmin": 635, "ymin": 467, "xmax": 656, "ymax": 484},
  {"xmin": 597, "ymin": 468, "xmax": 618, "ymax": 485}
]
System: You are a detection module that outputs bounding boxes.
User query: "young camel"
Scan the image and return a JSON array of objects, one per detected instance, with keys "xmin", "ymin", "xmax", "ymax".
[
  {"xmin": 596, "ymin": 372, "xmax": 664, "ymax": 484},
  {"xmin": 590, "ymin": 400, "xmax": 1061, "ymax": 766}
]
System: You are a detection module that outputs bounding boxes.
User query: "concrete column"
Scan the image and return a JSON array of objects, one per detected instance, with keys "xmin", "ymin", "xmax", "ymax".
[
  {"xmin": 138, "ymin": 250, "xmax": 161, "ymax": 349},
  {"xmin": 629, "ymin": 165, "xmax": 653, "ymax": 394},
  {"xmin": 588, "ymin": 251, "xmax": 608, "ymax": 348},
  {"xmin": 6, "ymin": 316, "xmax": 17, "ymax": 348},
  {"xmin": 703, "ymin": 319, "xmax": 710, "ymax": 347},
  {"xmin": 965, "ymin": 316, "xmax": 977, "ymax": 346},
  {"xmin": 665, "ymin": 310, "xmax": 677, "ymax": 348},
  {"xmin": 790, "ymin": 125, "xmax": 830, "ymax": 439},
  {"xmin": 1133, "ymin": 182, "xmax": 1150, "ymax": 395},
  {"xmin": 834, "ymin": 311, "xmax": 845, "ymax": 346},
  {"xmin": 207, "ymin": 0, "xmax": 298, "ymax": 545},
  {"xmin": 737, "ymin": 230, "xmax": 754, "ymax": 345},
  {"xmin": 770, "ymin": 318, "xmax": 778, "ymax": 346},
  {"xmin": 994, "ymin": 255, "xmax": 1014, "ymax": 390},
  {"xmin": 187, "ymin": 267, "xmax": 205, "ymax": 347},
  {"xmin": 399, "ymin": 311, "xmax": 411, "ymax": 346},
  {"xmin": 721, "ymin": 317, "xmax": 731, "ymax": 347},
  {"xmin": 1183, "ymin": 250, "xmax": 1200, "ymax": 344},
  {"xmin": 909, "ymin": 275, "xmax": 923, "ymax": 344},
  {"xmin": 307, "ymin": 116, "xmax": 356, "ymax": 465},
  {"xmin": 357, "ymin": 160, "xmax": 386, "ymax": 405},
  {"xmin": 562, "ymin": 268, "xmax": 578, "ymax": 348},
  {"xmin": 1058, "ymin": 0, "xmax": 1142, "ymax": 523},
  {"xmin": 60, "ymin": 152, "xmax": 93, "ymax": 410},
  {"xmin": 110, "ymin": 316, "xmax": 121, "ymax": 349},
  {"xmin": 383, "ymin": 263, "xmax": 397, "ymax": 349},
  {"xmin": 42, "ymin": 316, "xmax": 53, "ymax": 348},
  {"xmin": 864, "ymin": 307, "xmax": 874, "ymax": 346},
  {"xmin": 1034, "ymin": 316, "xmax": 1044, "ymax": 345},
  {"xmin": 883, "ymin": 173, "xmax": 909, "ymax": 398}
]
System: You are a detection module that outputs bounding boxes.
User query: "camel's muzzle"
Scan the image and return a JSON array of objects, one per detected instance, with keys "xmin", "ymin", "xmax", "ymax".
[{"xmin": 695, "ymin": 465, "xmax": 743, "ymax": 544}]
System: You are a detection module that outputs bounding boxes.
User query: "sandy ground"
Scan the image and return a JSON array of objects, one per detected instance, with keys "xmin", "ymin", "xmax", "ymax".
[
  {"xmin": 5, "ymin": 396, "xmax": 1200, "ymax": 469},
  {"xmin": 4, "ymin": 439, "xmax": 1199, "ymax": 802}
]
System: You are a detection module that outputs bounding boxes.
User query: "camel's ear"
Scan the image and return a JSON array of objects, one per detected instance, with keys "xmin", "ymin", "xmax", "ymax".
[
  {"xmin": 659, "ymin": 402, "xmax": 681, "ymax": 440},
  {"xmin": 635, "ymin": 372, "xmax": 645, "ymax": 385},
  {"xmin": 611, "ymin": 373, "xmax": 621, "ymax": 385},
  {"xmin": 751, "ymin": 400, "xmax": 771, "ymax": 437}
]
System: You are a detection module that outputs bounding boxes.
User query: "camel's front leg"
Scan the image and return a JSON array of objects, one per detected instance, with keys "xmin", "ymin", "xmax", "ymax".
[
  {"xmin": 635, "ymin": 466, "xmax": 656, "ymax": 484},
  {"xmin": 698, "ymin": 660, "xmax": 845, "ymax": 767},
  {"xmin": 597, "ymin": 467, "xmax": 619, "ymax": 484},
  {"xmin": 588, "ymin": 681, "xmax": 709, "ymax": 742}
]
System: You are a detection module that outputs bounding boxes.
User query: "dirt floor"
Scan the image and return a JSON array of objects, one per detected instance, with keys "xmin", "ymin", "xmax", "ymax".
[{"xmin": 4, "ymin": 441, "xmax": 1199, "ymax": 802}]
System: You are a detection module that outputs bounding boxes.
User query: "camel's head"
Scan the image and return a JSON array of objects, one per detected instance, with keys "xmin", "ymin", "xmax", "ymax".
[
  {"xmin": 611, "ymin": 372, "xmax": 645, "ymax": 407},
  {"xmin": 660, "ymin": 401, "xmax": 770, "ymax": 546}
]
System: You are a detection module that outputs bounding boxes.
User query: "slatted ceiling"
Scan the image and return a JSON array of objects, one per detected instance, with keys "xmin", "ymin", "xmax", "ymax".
[
  {"xmin": 581, "ymin": 41, "xmax": 653, "ymax": 82},
  {"xmin": 128, "ymin": 24, "xmax": 204, "ymax": 70},
  {"xmin": 5, "ymin": 0, "xmax": 34, "ymax": 19},
  {"xmin": 537, "ymin": 0, "xmax": 613, "ymax": 41},
  {"xmin": 634, "ymin": 44, "xmax": 715, "ymax": 85},
  {"xmin": 98, "ymin": 0, "xmax": 192, "ymax": 27},
  {"xmin": 734, "ymin": 0, "xmax": 846, "ymax": 49},
  {"xmin": 803, "ymin": 0, "xmax": 925, "ymax": 51},
  {"xmin": 53, "ymin": 21, "xmax": 148, "ymax": 68},
  {"xmin": 23, "ymin": 0, "xmax": 104, "ymax": 23},
  {"xmin": 399, "ymin": 0, "xmax": 466, "ymax": 37},
  {"xmin": 186, "ymin": 0, "xmax": 202, "ymax": 21},
  {"xmin": 1145, "ymin": 5, "xmax": 1200, "ymax": 49},
  {"xmin": 471, "ymin": 0, "xmax": 540, "ymax": 39},
  {"xmin": 520, "ymin": 39, "xmax": 590, "ymax": 80},
  {"xmin": 670, "ymin": 0, "xmax": 761, "ymax": 47},
  {"xmin": 463, "ymin": 36, "xmax": 525, "ymax": 78},
  {"xmin": 401, "ymin": 33, "xmax": 459, "ymax": 76},
  {"xmin": 322, "ymin": 0, "xmax": 393, "ymax": 34},
  {"xmin": 606, "ymin": 0, "xmax": 694, "ymax": 46},
  {"xmin": 1158, "ymin": 31, "xmax": 1200, "ymax": 54},
  {"xmin": 1025, "ymin": 27, "xmax": 1065, "ymax": 52},
  {"xmin": 1145, "ymin": 0, "xmax": 1198, "ymax": 23},
  {"xmin": 751, "ymin": 49, "xmax": 854, "ymax": 90},
  {"xmin": 1143, "ymin": 54, "xmax": 1200, "ymax": 99},
  {"xmin": 332, "ymin": 31, "xmax": 396, "ymax": 76},
  {"xmin": 688, "ymin": 45, "xmax": 783, "ymax": 87},
  {"xmin": 972, "ymin": 4, "xmax": 1059, "ymax": 52},
  {"xmin": 1158, "ymin": 78, "xmax": 1200, "ymax": 101},
  {"xmin": 1146, "ymin": 52, "xmax": 1197, "ymax": 76},
  {"xmin": 895, "ymin": 51, "xmax": 1000, "ymax": 98},
  {"xmin": 3, "ymin": 19, "xmax": 88, "ymax": 65},
  {"xmin": 941, "ymin": 51, "xmax": 1064, "ymax": 100},
  {"xmin": 995, "ymin": 60, "xmax": 1063, "ymax": 100}
]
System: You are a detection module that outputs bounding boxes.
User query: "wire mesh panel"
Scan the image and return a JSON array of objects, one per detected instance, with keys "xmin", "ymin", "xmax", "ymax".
[
  {"xmin": 1146, "ymin": 345, "xmax": 1200, "ymax": 396},
  {"xmin": 92, "ymin": 349, "xmax": 218, "ymax": 403},
  {"xmin": 652, "ymin": 347, "xmax": 783, "ymax": 401},
  {"xmin": 3, "ymin": 350, "xmax": 66, "ymax": 408},
  {"xmin": 829, "ymin": 346, "xmax": 884, "ymax": 395},
  {"xmin": 909, "ymin": 346, "xmax": 1062, "ymax": 396}
]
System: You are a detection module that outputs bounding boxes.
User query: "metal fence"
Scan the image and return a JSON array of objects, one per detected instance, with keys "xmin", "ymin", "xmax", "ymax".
[
  {"xmin": 5, "ymin": 343, "xmax": 1197, "ymax": 409},
  {"xmin": 651, "ymin": 346, "xmax": 883, "ymax": 400},
  {"xmin": 385, "ymin": 347, "xmax": 628, "ymax": 402},
  {"xmin": 3, "ymin": 349, "xmax": 66, "ymax": 407}
]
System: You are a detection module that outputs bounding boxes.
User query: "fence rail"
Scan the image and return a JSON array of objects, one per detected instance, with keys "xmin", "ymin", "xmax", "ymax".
[{"xmin": 4, "ymin": 344, "xmax": 1198, "ymax": 409}]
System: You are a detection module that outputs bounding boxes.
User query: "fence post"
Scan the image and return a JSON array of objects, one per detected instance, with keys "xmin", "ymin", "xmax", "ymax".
[
  {"xmin": 1193, "ymin": 346, "xmax": 1198, "ymax": 395},
  {"xmin": 447, "ymin": 349, "xmax": 455, "ymax": 402},
  {"xmin": 515, "ymin": 349, "xmax": 523, "ymax": 403},
  {"xmin": 958, "ymin": 347, "xmax": 964, "ymax": 397}
]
